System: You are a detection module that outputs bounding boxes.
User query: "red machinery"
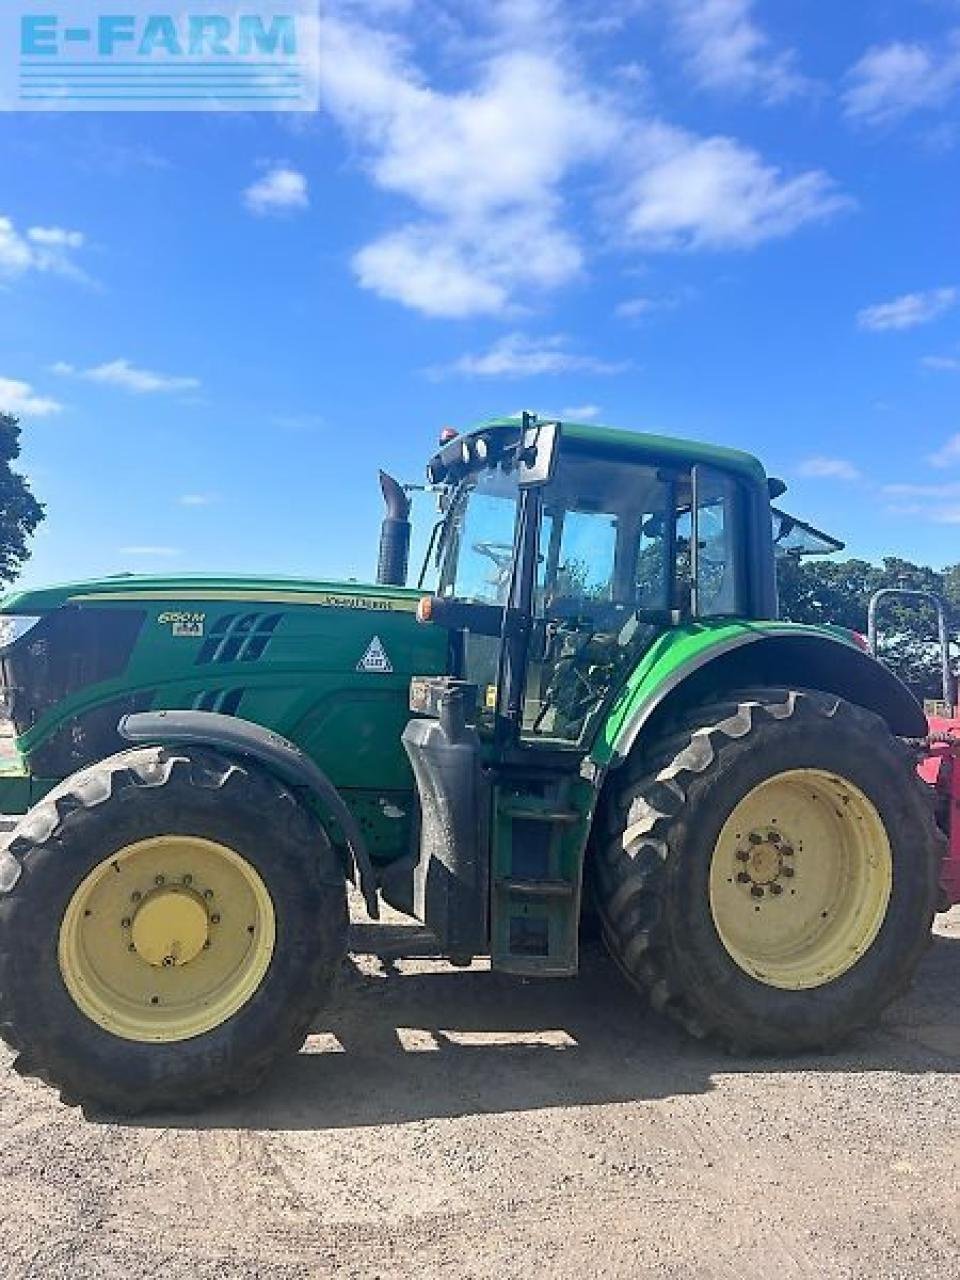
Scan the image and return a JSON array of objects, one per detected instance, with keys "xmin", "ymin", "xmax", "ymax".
[{"xmin": 868, "ymin": 588, "xmax": 960, "ymax": 909}]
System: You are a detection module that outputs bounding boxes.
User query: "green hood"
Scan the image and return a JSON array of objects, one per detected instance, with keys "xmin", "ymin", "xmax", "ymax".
[{"xmin": 0, "ymin": 573, "xmax": 423, "ymax": 615}]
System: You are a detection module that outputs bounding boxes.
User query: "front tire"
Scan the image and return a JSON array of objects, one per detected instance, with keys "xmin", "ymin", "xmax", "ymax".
[
  {"xmin": 593, "ymin": 689, "xmax": 941, "ymax": 1052},
  {"xmin": 0, "ymin": 745, "xmax": 348, "ymax": 1113}
]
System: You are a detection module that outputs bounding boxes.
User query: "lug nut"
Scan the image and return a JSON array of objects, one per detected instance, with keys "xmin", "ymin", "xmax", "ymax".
[
  {"xmin": 767, "ymin": 831, "xmax": 781, "ymax": 844},
  {"xmin": 749, "ymin": 833, "xmax": 763, "ymax": 844},
  {"xmin": 781, "ymin": 846, "xmax": 794, "ymax": 857},
  {"xmin": 121, "ymin": 917, "xmax": 131, "ymax": 928},
  {"xmin": 736, "ymin": 871, "xmax": 751, "ymax": 884},
  {"xmin": 783, "ymin": 866, "xmax": 795, "ymax": 878},
  {"xmin": 182, "ymin": 874, "xmax": 192, "ymax": 886},
  {"xmin": 128, "ymin": 943, "xmax": 136, "ymax": 952},
  {"xmin": 204, "ymin": 889, "xmax": 214, "ymax": 900},
  {"xmin": 155, "ymin": 875, "xmax": 165, "ymax": 886},
  {"xmin": 162, "ymin": 956, "xmax": 175, "ymax": 967},
  {"xmin": 770, "ymin": 883, "xmax": 784, "ymax": 896},
  {"xmin": 750, "ymin": 885, "xmax": 765, "ymax": 899},
  {"xmin": 131, "ymin": 891, "xmax": 142, "ymax": 903},
  {"xmin": 210, "ymin": 913, "xmax": 221, "ymax": 925},
  {"xmin": 735, "ymin": 850, "xmax": 750, "ymax": 862}
]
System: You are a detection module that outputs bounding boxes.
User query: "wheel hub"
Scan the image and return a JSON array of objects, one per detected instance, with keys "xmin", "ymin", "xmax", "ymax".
[
  {"xmin": 736, "ymin": 829, "xmax": 796, "ymax": 894},
  {"xmin": 130, "ymin": 887, "xmax": 209, "ymax": 968}
]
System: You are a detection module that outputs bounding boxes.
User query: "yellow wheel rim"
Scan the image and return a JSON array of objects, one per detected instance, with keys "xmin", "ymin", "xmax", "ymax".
[
  {"xmin": 709, "ymin": 769, "xmax": 892, "ymax": 990},
  {"xmin": 58, "ymin": 835, "xmax": 276, "ymax": 1043}
]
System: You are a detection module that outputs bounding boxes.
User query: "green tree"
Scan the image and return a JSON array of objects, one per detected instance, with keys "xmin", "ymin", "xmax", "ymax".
[
  {"xmin": 0, "ymin": 413, "xmax": 44, "ymax": 584},
  {"xmin": 778, "ymin": 553, "xmax": 960, "ymax": 702}
]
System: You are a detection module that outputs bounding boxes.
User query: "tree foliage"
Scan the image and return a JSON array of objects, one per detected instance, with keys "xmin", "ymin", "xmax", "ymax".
[
  {"xmin": 0, "ymin": 414, "xmax": 44, "ymax": 584},
  {"xmin": 778, "ymin": 553, "xmax": 960, "ymax": 701}
]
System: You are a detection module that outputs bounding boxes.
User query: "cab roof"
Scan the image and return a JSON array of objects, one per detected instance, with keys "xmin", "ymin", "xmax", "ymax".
[{"xmin": 468, "ymin": 415, "xmax": 769, "ymax": 485}]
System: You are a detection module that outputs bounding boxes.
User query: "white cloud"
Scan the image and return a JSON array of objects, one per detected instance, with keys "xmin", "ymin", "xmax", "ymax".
[
  {"xmin": 843, "ymin": 31, "xmax": 960, "ymax": 125},
  {"xmin": 857, "ymin": 287, "xmax": 957, "ymax": 332},
  {"xmin": 0, "ymin": 376, "xmax": 63, "ymax": 418},
  {"xmin": 796, "ymin": 456, "xmax": 861, "ymax": 481},
  {"xmin": 615, "ymin": 291, "xmax": 690, "ymax": 319},
  {"xmin": 243, "ymin": 167, "xmax": 309, "ymax": 215},
  {"xmin": 0, "ymin": 215, "xmax": 87, "ymax": 280},
  {"xmin": 619, "ymin": 127, "xmax": 853, "ymax": 251},
  {"xmin": 430, "ymin": 332, "xmax": 629, "ymax": 379},
  {"xmin": 560, "ymin": 403, "xmax": 601, "ymax": 419},
  {"xmin": 616, "ymin": 296, "xmax": 658, "ymax": 319},
  {"xmin": 927, "ymin": 435, "xmax": 960, "ymax": 469},
  {"xmin": 53, "ymin": 358, "xmax": 200, "ymax": 394},
  {"xmin": 178, "ymin": 493, "xmax": 219, "ymax": 506},
  {"xmin": 320, "ymin": 17, "xmax": 615, "ymax": 316},
  {"xmin": 922, "ymin": 350, "xmax": 960, "ymax": 373},
  {"xmin": 669, "ymin": 0, "xmax": 810, "ymax": 103},
  {"xmin": 119, "ymin": 546, "xmax": 181, "ymax": 557},
  {"xmin": 354, "ymin": 208, "xmax": 582, "ymax": 317},
  {"xmin": 315, "ymin": 8, "xmax": 851, "ymax": 315},
  {"xmin": 270, "ymin": 411, "xmax": 326, "ymax": 431},
  {"xmin": 883, "ymin": 479, "xmax": 960, "ymax": 525},
  {"xmin": 884, "ymin": 481, "xmax": 960, "ymax": 498},
  {"xmin": 27, "ymin": 227, "xmax": 84, "ymax": 249}
]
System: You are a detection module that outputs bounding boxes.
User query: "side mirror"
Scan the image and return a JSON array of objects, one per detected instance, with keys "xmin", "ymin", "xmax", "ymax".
[
  {"xmin": 517, "ymin": 418, "xmax": 560, "ymax": 487},
  {"xmin": 767, "ymin": 476, "xmax": 788, "ymax": 500}
]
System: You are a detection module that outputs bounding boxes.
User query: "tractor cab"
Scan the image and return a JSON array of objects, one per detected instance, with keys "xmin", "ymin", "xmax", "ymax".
[
  {"xmin": 417, "ymin": 413, "xmax": 778, "ymax": 751},
  {"xmin": 401, "ymin": 414, "xmax": 785, "ymax": 972}
]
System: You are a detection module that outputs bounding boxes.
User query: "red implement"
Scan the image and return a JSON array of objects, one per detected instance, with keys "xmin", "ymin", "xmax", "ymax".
[
  {"xmin": 867, "ymin": 589, "xmax": 959, "ymax": 910},
  {"xmin": 920, "ymin": 716, "xmax": 960, "ymax": 909}
]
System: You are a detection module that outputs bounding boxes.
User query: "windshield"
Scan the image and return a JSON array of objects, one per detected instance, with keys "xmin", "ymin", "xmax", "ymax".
[{"xmin": 438, "ymin": 464, "xmax": 520, "ymax": 605}]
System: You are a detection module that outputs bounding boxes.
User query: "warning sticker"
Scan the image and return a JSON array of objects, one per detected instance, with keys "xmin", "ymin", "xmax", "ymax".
[{"xmin": 357, "ymin": 635, "xmax": 393, "ymax": 673}]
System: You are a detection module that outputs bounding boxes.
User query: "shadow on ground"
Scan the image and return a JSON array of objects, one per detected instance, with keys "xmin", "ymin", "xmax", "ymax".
[{"xmin": 112, "ymin": 914, "xmax": 960, "ymax": 1133}]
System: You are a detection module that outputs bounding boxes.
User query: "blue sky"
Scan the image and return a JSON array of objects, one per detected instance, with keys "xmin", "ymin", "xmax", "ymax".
[{"xmin": 2, "ymin": 0, "xmax": 960, "ymax": 588}]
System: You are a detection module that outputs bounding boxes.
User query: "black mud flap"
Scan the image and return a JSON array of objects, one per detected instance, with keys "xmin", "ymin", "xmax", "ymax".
[{"xmin": 401, "ymin": 682, "xmax": 489, "ymax": 955}]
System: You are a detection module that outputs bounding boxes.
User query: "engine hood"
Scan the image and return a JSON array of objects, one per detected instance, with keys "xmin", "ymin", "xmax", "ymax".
[{"xmin": 0, "ymin": 573, "xmax": 424, "ymax": 615}]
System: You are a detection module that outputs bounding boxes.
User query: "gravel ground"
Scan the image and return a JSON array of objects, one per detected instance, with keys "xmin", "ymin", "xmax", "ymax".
[{"xmin": 0, "ymin": 899, "xmax": 958, "ymax": 1279}]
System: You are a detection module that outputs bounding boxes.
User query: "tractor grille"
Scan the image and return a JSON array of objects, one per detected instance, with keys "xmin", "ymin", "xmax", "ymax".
[
  {"xmin": 195, "ymin": 613, "xmax": 283, "ymax": 665},
  {"xmin": 191, "ymin": 687, "xmax": 246, "ymax": 715}
]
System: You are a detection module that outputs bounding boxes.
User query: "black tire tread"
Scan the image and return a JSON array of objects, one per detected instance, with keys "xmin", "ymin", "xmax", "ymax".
[
  {"xmin": 593, "ymin": 688, "xmax": 943, "ymax": 1052},
  {"xmin": 0, "ymin": 745, "xmax": 348, "ymax": 1114}
]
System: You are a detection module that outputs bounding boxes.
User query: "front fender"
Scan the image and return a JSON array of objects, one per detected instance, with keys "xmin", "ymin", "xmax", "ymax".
[
  {"xmin": 119, "ymin": 709, "xmax": 379, "ymax": 917},
  {"xmin": 588, "ymin": 622, "xmax": 927, "ymax": 771}
]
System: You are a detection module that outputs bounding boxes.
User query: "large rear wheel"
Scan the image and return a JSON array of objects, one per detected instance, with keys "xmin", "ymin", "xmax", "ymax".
[
  {"xmin": 0, "ymin": 745, "xmax": 348, "ymax": 1113},
  {"xmin": 593, "ymin": 689, "xmax": 941, "ymax": 1052}
]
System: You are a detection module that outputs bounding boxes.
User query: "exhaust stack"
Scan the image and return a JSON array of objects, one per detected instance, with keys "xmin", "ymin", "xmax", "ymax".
[{"xmin": 376, "ymin": 471, "xmax": 412, "ymax": 587}]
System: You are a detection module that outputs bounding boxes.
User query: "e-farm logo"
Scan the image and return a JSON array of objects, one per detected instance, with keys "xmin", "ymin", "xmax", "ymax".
[{"xmin": 1, "ymin": 2, "xmax": 319, "ymax": 112}]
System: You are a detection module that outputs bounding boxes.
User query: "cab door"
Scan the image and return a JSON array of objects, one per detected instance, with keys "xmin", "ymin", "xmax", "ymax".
[{"xmin": 516, "ymin": 447, "xmax": 677, "ymax": 749}]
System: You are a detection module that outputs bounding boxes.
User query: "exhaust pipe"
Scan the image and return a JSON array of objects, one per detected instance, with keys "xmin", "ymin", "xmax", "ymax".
[{"xmin": 376, "ymin": 471, "xmax": 412, "ymax": 587}]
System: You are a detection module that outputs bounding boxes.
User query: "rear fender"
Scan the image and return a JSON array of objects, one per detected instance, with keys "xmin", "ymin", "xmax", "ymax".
[
  {"xmin": 119, "ymin": 709, "xmax": 379, "ymax": 917},
  {"xmin": 589, "ymin": 623, "xmax": 926, "ymax": 774}
]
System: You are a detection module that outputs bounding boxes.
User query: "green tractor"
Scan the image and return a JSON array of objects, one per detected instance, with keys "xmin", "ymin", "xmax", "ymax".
[{"xmin": 0, "ymin": 414, "xmax": 941, "ymax": 1112}]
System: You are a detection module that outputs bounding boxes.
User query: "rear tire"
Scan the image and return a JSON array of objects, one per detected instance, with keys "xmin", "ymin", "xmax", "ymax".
[
  {"xmin": 593, "ymin": 689, "xmax": 941, "ymax": 1052},
  {"xmin": 0, "ymin": 745, "xmax": 348, "ymax": 1113}
]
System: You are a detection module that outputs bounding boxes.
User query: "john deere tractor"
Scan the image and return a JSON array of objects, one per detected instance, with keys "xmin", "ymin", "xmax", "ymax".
[{"xmin": 0, "ymin": 414, "xmax": 941, "ymax": 1112}]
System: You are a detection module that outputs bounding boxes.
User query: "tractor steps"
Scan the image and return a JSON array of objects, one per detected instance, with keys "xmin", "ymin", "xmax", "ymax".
[{"xmin": 489, "ymin": 788, "xmax": 585, "ymax": 977}]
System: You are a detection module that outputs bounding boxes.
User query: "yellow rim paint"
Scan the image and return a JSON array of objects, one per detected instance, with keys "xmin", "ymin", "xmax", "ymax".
[
  {"xmin": 58, "ymin": 835, "xmax": 276, "ymax": 1042},
  {"xmin": 709, "ymin": 769, "xmax": 892, "ymax": 991}
]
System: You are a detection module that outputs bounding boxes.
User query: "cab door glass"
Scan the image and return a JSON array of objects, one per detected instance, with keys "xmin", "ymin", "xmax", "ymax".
[
  {"xmin": 549, "ymin": 509, "xmax": 617, "ymax": 607},
  {"xmin": 522, "ymin": 454, "xmax": 673, "ymax": 746},
  {"xmin": 694, "ymin": 468, "xmax": 742, "ymax": 617}
]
